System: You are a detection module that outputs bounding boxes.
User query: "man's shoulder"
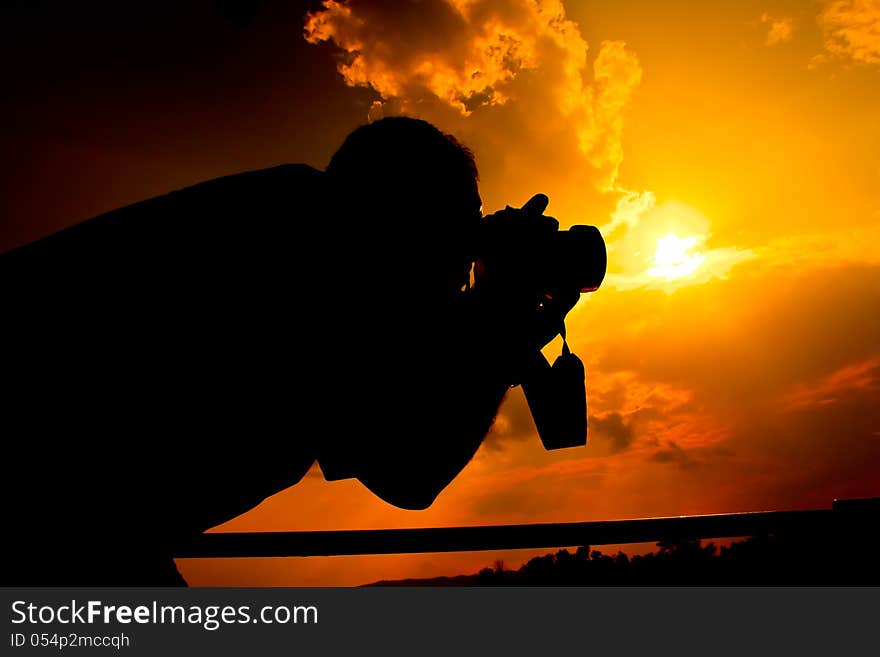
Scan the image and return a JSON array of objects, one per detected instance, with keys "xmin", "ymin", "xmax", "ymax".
[
  {"xmin": 170, "ymin": 163, "xmax": 327, "ymax": 231},
  {"xmin": 3, "ymin": 163, "xmax": 325, "ymax": 264},
  {"xmin": 179, "ymin": 163, "xmax": 324, "ymax": 207},
  {"xmin": 192, "ymin": 163, "xmax": 323, "ymax": 191}
]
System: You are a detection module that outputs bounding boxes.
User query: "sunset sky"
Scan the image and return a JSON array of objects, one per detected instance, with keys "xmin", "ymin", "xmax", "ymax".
[{"xmin": 4, "ymin": 0, "xmax": 879, "ymax": 585}]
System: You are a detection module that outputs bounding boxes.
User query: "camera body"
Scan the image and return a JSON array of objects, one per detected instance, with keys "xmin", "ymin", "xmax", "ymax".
[{"xmin": 476, "ymin": 213, "xmax": 606, "ymax": 301}]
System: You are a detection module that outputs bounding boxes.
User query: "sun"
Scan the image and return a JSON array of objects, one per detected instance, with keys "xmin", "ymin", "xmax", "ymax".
[{"xmin": 647, "ymin": 232, "xmax": 705, "ymax": 280}]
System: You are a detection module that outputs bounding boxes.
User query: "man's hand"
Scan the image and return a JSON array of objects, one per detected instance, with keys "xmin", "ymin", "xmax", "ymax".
[
  {"xmin": 476, "ymin": 194, "xmax": 559, "ymax": 291},
  {"xmin": 473, "ymin": 193, "xmax": 580, "ymax": 368}
]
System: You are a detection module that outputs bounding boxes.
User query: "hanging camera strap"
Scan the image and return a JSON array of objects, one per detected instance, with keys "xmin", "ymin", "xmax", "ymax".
[{"xmin": 559, "ymin": 319, "xmax": 571, "ymax": 357}]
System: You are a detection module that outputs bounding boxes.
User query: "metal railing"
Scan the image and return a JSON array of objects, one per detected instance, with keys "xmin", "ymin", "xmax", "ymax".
[{"xmin": 174, "ymin": 497, "xmax": 879, "ymax": 559}]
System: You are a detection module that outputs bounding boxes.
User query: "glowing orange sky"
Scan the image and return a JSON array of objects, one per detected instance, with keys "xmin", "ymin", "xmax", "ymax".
[{"xmin": 4, "ymin": 1, "xmax": 879, "ymax": 585}]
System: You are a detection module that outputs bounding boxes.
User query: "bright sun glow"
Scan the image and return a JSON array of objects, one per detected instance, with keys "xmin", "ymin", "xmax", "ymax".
[{"xmin": 647, "ymin": 232, "xmax": 705, "ymax": 280}]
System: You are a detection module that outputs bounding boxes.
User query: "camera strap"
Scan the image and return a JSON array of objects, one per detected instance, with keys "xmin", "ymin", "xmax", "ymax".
[{"xmin": 559, "ymin": 320, "xmax": 571, "ymax": 356}]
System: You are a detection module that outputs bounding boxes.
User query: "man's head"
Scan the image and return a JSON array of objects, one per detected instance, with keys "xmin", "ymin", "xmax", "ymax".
[{"xmin": 326, "ymin": 117, "xmax": 481, "ymax": 294}]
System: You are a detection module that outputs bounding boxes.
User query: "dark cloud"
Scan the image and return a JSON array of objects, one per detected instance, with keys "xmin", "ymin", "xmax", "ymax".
[
  {"xmin": 650, "ymin": 442, "xmax": 692, "ymax": 466},
  {"xmin": 484, "ymin": 386, "xmax": 665, "ymax": 456},
  {"xmin": 589, "ymin": 411, "xmax": 636, "ymax": 453},
  {"xmin": 650, "ymin": 441, "xmax": 733, "ymax": 470}
]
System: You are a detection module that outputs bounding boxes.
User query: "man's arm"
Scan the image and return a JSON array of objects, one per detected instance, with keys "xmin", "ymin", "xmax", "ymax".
[
  {"xmin": 2, "ymin": 164, "xmax": 324, "ymax": 527},
  {"xmin": 342, "ymin": 196, "xmax": 579, "ymax": 510}
]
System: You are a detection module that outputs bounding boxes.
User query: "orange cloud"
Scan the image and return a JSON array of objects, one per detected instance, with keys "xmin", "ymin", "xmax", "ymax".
[
  {"xmin": 817, "ymin": 0, "xmax": 880, "ymax": 65},
  {"xmin": 750, "ymin": 224, "xmax": 880, "ymax": 273},
  {"xmin": 304, "ymin": 0, "xmax": 642, "ymax": 190},
  {"xmin": 578, "ymin": 41, "xmax": 642, "ymax": 189},
  {"xmin": 784, "ymin": 357, "xmax": 880, "ymax": 410},
  {"xmin": 761, "ymin": 13, "xmax": 795, "ymax": 46},
  {"xmin": 305, "ymin": 0, "xmax": 534, "ymax": 112}
]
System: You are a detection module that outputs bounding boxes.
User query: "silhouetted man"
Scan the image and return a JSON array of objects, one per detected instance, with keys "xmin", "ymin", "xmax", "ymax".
[{"xmin": 2, "ymin": 117, "xmax": 577, "ymax": 585}]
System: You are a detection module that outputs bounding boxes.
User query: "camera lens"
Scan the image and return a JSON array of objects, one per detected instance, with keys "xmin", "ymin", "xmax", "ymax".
[{"xmin": 547, "ymin": 225, "xmax": 607, "ymax": 297}]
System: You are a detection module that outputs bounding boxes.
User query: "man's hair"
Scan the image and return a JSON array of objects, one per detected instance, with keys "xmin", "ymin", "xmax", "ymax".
[
  {"xmin": 326, "ymin": 117, "xmax": 478, "ymax": 194},
  {"xmin": 326, "ymin": 117, "xmax": 479, "ymax": 293}
]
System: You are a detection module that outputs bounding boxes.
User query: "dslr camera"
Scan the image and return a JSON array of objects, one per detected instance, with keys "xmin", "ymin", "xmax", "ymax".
[{"xmin": 475, "ymin": 199, "xmax": 607, "ymax": 451}]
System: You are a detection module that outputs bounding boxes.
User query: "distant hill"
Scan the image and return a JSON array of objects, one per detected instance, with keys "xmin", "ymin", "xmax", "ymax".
[{"xmin": 367, "ymin": 574, "xmax": 481, "ymax": 586}]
